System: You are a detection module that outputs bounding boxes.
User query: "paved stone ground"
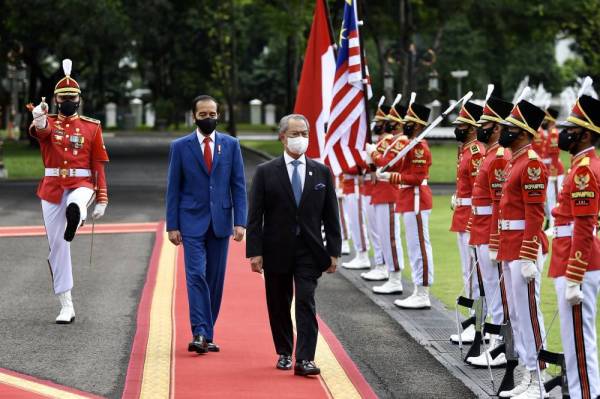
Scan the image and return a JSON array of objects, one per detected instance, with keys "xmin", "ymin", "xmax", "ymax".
[{"xmin": 336, "ymin": 263, "xmax": 564, "ymax": 398}]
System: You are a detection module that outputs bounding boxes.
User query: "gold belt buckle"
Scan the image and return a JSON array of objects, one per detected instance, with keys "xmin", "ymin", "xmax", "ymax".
[{"xmin": 59, "ymin": 168, "xmax": 68, "ymax": 178}]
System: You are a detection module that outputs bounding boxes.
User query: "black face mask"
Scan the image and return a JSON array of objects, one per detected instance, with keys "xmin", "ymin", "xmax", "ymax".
[
  {"xmin": 58, "ymin": 100, "xmax": 80, "ymax": 116},
  {"xmin": 499, "ymin": 128, "xmax": 520, "ymax": 148},
  {"xmin": 454, "ymin": 127, "xmax": 470, "ymax": 143},
  {"xmin": 384, "ymin": 122, "xmax": 396, "ymax": 133},
  {"xmin": 477, "ymin": 125, "xmax": 495, "ymax": 144},
  {"xmin": 195, "ymin": 117, "xmax": 218, "ymax": 135},
  {"xmin": 403, "ymin": 123, "xmax": 415, "ymax": 138},
  {"xmin": 373, "ymin": 125, "xmax": 383, "ymax": 135},
  {"xmin": 558, "ymin": 128, "xmax": 582, "ymax": 154}
]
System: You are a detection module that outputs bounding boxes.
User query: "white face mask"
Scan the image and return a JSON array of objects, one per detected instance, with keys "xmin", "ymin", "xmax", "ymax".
[{"xmin": 287, "ymin": 136, "xmax": 309, "ymax": 155}]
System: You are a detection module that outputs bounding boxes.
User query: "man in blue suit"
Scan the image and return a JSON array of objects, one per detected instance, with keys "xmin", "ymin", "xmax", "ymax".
[{"xmin": 166, "ymin": 95, "xmax": 247, "ymax": 354}]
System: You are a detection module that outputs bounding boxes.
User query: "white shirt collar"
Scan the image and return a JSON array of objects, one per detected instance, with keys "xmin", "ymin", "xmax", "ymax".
[
  {"xmin": 284, "ymin": 152, "xmax": 306, "ymax": 165},
  {"xmin": 196, "ymin": 129, "xmax": 216, "ymax": 143},
  {"xmin": 574, "ymin": 146, "xmax": 595, "ymax": 158}
]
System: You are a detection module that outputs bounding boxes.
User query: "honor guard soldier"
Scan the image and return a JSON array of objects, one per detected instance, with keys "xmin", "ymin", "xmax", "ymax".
[
  {"xmin": 449, "ymin": 101, "xmax": 485, "ymax": 343},
  {"xmin": 549, "ymin": 94, "xmax": 600, "ymax": 399},
  {"xmin": 496, "ymin": 99, "xmax": 548, "ymax": 398},
  {"xmin": 29, "ymin": 59, "xmax": 109, "ymax": 324},
  {"xmin": 339, "ymin": 162, "xmax": 370, "ymax": 269},
  {"xmin": 378, "ymin": 102, "xmax": 434, "ymax": 309},
  {"xmin": 465, "ymin": 95, "xmax": 513, "ymax": 367},
  {"xmin": 336, "ymin": 176, "xmax": 351, "ymax": 255},
  {"xmin": 541, "ymin": 107, "xmax": 565, "ymax": 233},
  {"xmin": 363, "ymin": 101, "xmax": 406, "ymax": 291}
]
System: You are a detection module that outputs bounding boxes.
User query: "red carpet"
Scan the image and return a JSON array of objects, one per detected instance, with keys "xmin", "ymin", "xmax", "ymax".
[{"xmin": 171, "ymin": 240, "xmax": 330, "ymax": 398}]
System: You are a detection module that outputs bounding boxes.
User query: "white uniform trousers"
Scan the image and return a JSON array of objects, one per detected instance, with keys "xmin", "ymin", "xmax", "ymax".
[
  {"xmin": 41, "ymin": 187, "xmax": 94, "ymax": 294},
  {"xmin": 373, "ymin": 203, "xmax": 403, "ymax": 273},
  {"xmin": 338, "ymin": 196, "xmax": 350, "ymax": 242},
  {"xmin": 501, "ymin": 260, "xmax": 526, "ymax": 363},
  {"xmin": 457, "ymin": 232, "xmax": 480, "ymax": 299},
  {"xmin": 476, "ymin": 244, "xmax": 507, "ymax": 325},
  {"xmin": 545, "ymin": 175, "xmax": 564, "ymax": 226},
  {"xmin": 555, "ymin": 272, "xmax": 600, "ymax": 399},
  {"xmin": 343, "ymin": 192, "xmax": 368, "ymax": 253},
  {"xmin": 363, "ymin": 195, "xmax": 384, "ymax": 265},
  {"xmin": 505, "ymin": 250, "xmax": 547, "ymax": 371},
  {"xmin": 402, "ymin": 211, "xmax": 433, "ymax": 286}
]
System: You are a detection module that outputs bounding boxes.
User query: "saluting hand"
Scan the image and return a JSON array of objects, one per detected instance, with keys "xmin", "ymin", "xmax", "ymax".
[
  {"xmin": 233, "ymin": 226, "xmax": 246, "ymax": 242},
  {"xmin": 326, "ymin": 257, "xmax": 337, "ymax": 274},
  {"xmin": 250, "ymin": 256, "xmax": 263, "ymax": 274}
]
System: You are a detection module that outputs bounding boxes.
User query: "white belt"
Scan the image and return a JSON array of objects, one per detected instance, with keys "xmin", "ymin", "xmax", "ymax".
[
  {"xmin": 472, "ymin": 206, "xmax": 492, "ymax": 215},
  {"xmin": 499, "ymin": 219, "xmax": 525, "ymax": 231},
  {"xmin": 44, "ymin": 168, "xmax": 91, "ymax": 178},
  {"xmin": 553, "ymin": 224, "xmax": 573, "ymax": 238},
  {"xmin": 553, "ymin": 224, "xmax": 597, "ymax": 237},
  {"xmin": 399, "ymin": 179, "xmax": 428, "ymax": 189},
  {"xmin": 543, "ymin": 158, "xmax": 552, "ymax": 165},
  {"xmin": 343, "ymin": 174, "xmax": 357, "ymax": 181},
  {"xmin": 455, "ymin": 197, "xmax": 472, "ymax": 206}
]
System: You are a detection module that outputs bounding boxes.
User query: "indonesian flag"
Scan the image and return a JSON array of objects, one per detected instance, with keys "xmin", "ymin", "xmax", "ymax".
[{"xmin": 293, "ymin": 0, "xmax": 336, "ymax": 161}]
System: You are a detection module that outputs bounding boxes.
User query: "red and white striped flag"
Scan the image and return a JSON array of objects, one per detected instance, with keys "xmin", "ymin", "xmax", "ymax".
[
  {"xmin": 293, "ymin": 0, "xmax": 336, "ymax": 161},
  {"xmin": 323, "ymin": 0, "xmax": 371, "ymax": 176}
]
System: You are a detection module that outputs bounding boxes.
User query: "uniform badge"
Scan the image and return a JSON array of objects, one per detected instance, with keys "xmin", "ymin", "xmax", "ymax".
[
  {"xmin": 527, "ymin": 167, "xmax": 541, "ymax": 181},
  {"xmin": 70, "ymin": 134, "xmax": 85, "ymax": 150},
  {"xmin": 574, "ymin": 173, "xmax": 590, "ymax": 191},
  {"xmin": 414, "ymin": 148, "xmax": 424, "ymax": 158},
  {"xmin": 494, "ymin": 168, "xmax": 507, "ymax": 182}
]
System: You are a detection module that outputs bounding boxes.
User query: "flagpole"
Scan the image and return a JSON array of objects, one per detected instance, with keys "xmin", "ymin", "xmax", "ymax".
[
  {"xmin": 322, "ymin": 0, "xmax": 338, "ymax": 58},
  {"xmin": 356, "ymin": 0, "xmax": 372, "ymax": 144}
]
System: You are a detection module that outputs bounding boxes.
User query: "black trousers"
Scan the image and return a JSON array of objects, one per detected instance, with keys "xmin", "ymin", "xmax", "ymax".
[{"xmin": 264, "ymin": 237, "xmax": 321, "ymax": 361}]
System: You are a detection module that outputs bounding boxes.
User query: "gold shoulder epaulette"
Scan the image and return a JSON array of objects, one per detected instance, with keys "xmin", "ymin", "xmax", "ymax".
[
  {"xmin": 470, "ymin": 144, "xmax": 480, "ymax": 155},
  {"xmin": 496, "ymin": 147, "xmax": 504, "ymax": 157},
  {"xmin": 579, "ymin": 156, "xmax": 591, "ymax": 167},
  {"xmin": 80, "ymin": 115, "xmax": 101, "ymax": 124},
  {"xmin": 528, "ymin": 149, "xmax": 538, "ymax": 160}
]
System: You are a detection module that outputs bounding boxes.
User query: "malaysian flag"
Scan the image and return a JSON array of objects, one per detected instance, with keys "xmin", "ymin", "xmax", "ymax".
[{"xmin": 324, "ymin": 0, "xmax": 372, "ymax": 176}]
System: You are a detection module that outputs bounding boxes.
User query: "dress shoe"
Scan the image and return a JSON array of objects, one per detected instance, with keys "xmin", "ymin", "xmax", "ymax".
[
  {"xmin": 207, "ymin": 342, "xmax": 220, "ymax": 352},
  {"xmin": 342, "ymin": 251, "xmax": 371, "ymax": 269},
  {"xmin": 372, "ymin": 271, "xmax": 403, "ymax": 294},
  {"xmin": 394, "ymin": 285, "xmax": 431, "ymax": 309},
  {"xmin": 55, "ymin": 290, "xmax": 75, "ymax": 324},
  {"xmin": 64, "ymin": 203, "xmax": 81, "ymax": 242},
  {"xmin": 188, "ymin": 335, "xmax": 208, "ymax": 354},
  {"xmin": 360, "ymin": 264, "xmax": 389, "ymax": 281},
  {"xmin": 276, "ymin": 355, "xmax": 292, "ymax": 370},
  {"xmin": 294, "ymin": 360, "xmax": 320, "ymax": 376}
]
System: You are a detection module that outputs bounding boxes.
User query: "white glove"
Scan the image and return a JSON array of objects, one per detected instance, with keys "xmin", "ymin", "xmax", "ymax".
[
  {"xmin": 376, "ymin": 168, "xmax": 391, "ymax": 182},
  {"xmin": 566, "ymin": 281, "xmax": 584, "ymax": 306},
  {"xmin": 520, "ymin": 259, "xmax": 539, "ymax": 282},
  {"xmin": 489, "ymin": 250, "xmax": 498, "ymax": 261},
  {"xmin": 450, "ymin": 194, "xmax": 457, "ymax": 210},
  {"xmin": 366, "ymin": 150, "xmax": 373, "ymax": 164},
  {"xmin": 335, "ymin": 188, "xmax": 343, "ymax": 198},
  {"xmin": 365, "ymin": 143, "xmax": 378, "ymax": 156},
  {"xmin": 92, "ymin": 203, "xmax": 107, "ymax": 220},
  {"xmin": 32, "ymin": 101, "xmax": 48, "ymax": 129}
]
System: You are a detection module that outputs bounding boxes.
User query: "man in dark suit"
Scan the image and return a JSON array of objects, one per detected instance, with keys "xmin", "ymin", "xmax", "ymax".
[
  {"xmin": 246, "ymin": 114, "xmax": 341, "ymax": 376},
  {"xmin": 166, "ymin": 95, "xmax": 247, "ymax": 354}
]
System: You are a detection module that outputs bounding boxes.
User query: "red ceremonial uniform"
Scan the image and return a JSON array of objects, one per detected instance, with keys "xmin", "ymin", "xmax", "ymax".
[
  {"xmin": 469, "ymin": 143, "xmax": 510, "ymax": 245},
  {"xmin": 389, "ymin": 140, "xmax": 432, "ymax": 212},
  {"xmin": 531, "ymin": 128, "xmax": 547, "ymax": 159},
  {"xmin": 450, "ymin": 139, "xmax": 485, "ymax": 232},
  {"xmin": 549, "ymin": 148, "xmax": 600, "ymax": 280},
  {"xmin": 497, "ymin": 145, "xmax": 549, "ymax": 261},
  {"xmin": 487, "ymin": 147, "xmax": 511, "ymax": 253},
  {"xmin": 370, "ymin": 134, "xmax": 404, "ymax": 204},
  {"xmin": 543, "ymin": 127, "xmax": 565, "ymax": 177},
  {"xmin": 29, "ymin": 114, "xmax": 109, "ymax": 204}
]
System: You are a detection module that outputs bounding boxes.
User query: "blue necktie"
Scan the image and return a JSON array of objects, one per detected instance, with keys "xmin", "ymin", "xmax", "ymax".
[{"xmin": 291, "ymin": 160, "xmax": 302, "ymax": 206}]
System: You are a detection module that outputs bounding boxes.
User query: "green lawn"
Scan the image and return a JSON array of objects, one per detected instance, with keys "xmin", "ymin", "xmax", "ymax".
[
  {"xmin": 242, "ymin": 140, "xmax": 284, "ymax": 157},
  {"xmin": 2, "ymin": 141, "xmax": 43, "ymax": 180},
  {"xmin": 396, "ymin": 195, "xmax": 597, "ymax": 357}
]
